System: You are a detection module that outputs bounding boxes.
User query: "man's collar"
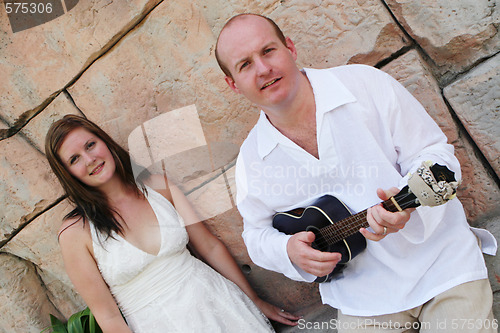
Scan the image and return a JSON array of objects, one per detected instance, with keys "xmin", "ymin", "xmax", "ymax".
[
  {"xmin": 304, "ymin": 67, "xmax": 356, "ymax": 117},
  {"xmin": 256, "ymin": 111, "xmax": 281, "ymax": 159},
  {"xmin": 256, "ymin": 67, "xmax": 357, "ymax": 160}
]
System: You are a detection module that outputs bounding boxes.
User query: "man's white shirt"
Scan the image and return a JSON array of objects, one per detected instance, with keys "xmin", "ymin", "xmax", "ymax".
[{"xmin": 235, "ymin": 65, "xmax": 496, "ymax": 316}]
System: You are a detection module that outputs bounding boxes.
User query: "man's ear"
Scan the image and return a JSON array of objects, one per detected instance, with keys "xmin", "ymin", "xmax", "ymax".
[
  {"xmin": 285, "ymin": 37, "xmax": 298, "ymax": 61},
  {"xmin": 225, "ymin": 76, "xmax": 241, "ymax": 94}
]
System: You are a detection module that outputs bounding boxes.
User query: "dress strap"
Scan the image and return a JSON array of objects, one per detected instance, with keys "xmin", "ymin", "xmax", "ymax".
[
  {"xmin": 144, "ymin": 173, "xmax": 175, "ymax": 208},
  {"xmin": 57, "ymin": 216, "xmax": 84, "ymax": 242},
  {"xmin": 162, "ymin": 173, "xmax": 175, "ymax": 208}
]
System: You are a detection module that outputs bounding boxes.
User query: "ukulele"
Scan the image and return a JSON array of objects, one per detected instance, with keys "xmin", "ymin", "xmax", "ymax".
[{"xmin": 272, "ymin": 161, "xmax": 460, "ymax": 283}]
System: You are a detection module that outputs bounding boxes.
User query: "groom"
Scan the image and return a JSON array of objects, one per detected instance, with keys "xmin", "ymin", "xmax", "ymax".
[{"xmin": 215, "ymin": 13, "xmax": 496, "ymax": 332}]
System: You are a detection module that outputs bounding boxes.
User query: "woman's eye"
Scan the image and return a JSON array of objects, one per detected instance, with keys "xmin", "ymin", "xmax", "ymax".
[
  {"xmin": 87, "ymin": 141, "xmax": 96, "ymax": 149},
  {"xmin": 69, "ymin": 156, "xmax": 79, "ymax": 165}
]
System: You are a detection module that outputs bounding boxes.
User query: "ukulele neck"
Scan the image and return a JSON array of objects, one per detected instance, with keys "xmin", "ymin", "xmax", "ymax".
[{"xmin": 318, "ymin": 197, "xmax": 403, "ymax": 245}]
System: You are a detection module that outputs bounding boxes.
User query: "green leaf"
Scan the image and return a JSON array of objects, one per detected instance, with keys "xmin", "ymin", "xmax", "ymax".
[
  {"xmin": 88, "ymin": 310, "xmax": 102, "ymax": 333},
  {"xmin": 40, "ymin": 314, "xmax": 68, "ymax": 333},
  {"xmin": 49, "ymin": 314, "xmax": 64, "ymax": 327},
  {"xmin": 51, "ymin": 326, "xmax": 69, "ymax": 333},
  {"xmin": 41, "ymin": 307, "xmax": 102, "ymax": 333},
  {"xmin": 67, "ymin": 310, "xmax": 85, "ymax": 333}
]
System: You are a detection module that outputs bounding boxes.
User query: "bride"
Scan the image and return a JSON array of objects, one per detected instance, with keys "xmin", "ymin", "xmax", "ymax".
[{"xmin": 45, "ymin": 114, "xmax": 298, "ymax": 332}]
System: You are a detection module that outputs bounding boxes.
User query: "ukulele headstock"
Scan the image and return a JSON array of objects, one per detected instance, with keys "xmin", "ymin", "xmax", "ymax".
[
  {"xmin": 407, "ymin": 161, "xmax": 460, "ymax": 207},
  {"xmin": 429, "ymin": 164, "xmax": 456, "ymax": 183}
]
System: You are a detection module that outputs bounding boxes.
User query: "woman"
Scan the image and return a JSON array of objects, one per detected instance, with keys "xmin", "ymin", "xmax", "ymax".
[{"xmin": 45, "ymin": 115, "xmax": 298, "ymax": 332}]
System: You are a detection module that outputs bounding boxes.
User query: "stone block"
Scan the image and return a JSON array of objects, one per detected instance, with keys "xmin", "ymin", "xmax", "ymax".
[
  {"xmin": 0, "ymin": 134, "xmax": 63, "ymax": 243},
  {"xmin": 273, "ymin": 0, "xmax": 410, "ymax": 68},
  {"xmin": 2, "ymin": 199, "xmax": 84, "ymax": 318},
  {"xmin": 67, "ymin": 0, "xmax": 240, "ymax": 150},
  {"xmin": 480, "ymin": 214, "xmax": 500, "ymax": 293},
  {"xmin": 382, "ymin": 50, "xmax": 499, "ymax": 222},
  {"xmin": 20, "ymin": 92, "xmax": 83, "ymax": 153},
  {"xmin": 479, "ymin": 213, "xmax": 500, "ymax": 322},
  {"xmin": 385, "ymin": 0, "xmax": 500, "ymax": 79},
  {"xmin": 38, "ymin": 269, "xmax": 86, "ymax": 320},
  {"xmin": 0, "ymin": 0, "xmax": 161, "ymax": 126},
  {"xmin": 0, "ymin": 253, "xmax": 62, "ymax": 333},
  {"xmin": 444, "ymin": 54, "xmax": 500, "ymax": 178},
  {"xmin": 184, "ymin": 165, "xmax": 236, "ymax": 223}
]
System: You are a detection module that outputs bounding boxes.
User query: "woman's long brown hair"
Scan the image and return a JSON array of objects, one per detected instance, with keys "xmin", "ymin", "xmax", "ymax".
[{"xmin": 45, "ymin": 114, "xmax": 147, "ymax": 239}]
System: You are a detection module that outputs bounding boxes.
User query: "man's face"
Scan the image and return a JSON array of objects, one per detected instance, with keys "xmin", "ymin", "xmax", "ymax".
[{"xmin": 217, "ymin": 16, "xmax": 301, "ymax": 110}]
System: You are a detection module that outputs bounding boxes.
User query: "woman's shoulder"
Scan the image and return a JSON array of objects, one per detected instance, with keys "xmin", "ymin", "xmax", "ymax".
[
  {"xmin": 142, "ymin": 173, "xmax": 174, "ymax": 203},
  {"xmin": 58, "ymin": 215, "xmax": 91, "ymax": 245}
]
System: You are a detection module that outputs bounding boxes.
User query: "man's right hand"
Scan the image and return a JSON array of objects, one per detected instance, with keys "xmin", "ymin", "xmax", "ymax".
[{"xmin": 286, "ymin": 231, "xmax": 341, "ymax": 277}]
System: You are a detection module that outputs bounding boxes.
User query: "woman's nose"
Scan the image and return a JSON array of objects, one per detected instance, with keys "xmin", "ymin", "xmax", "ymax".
[{"xmin": 83, "ymin": 153, "xmax": 96, "ymax": 166}]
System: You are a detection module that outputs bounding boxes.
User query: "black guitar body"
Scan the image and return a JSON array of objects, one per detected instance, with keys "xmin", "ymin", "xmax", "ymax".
[{"xmin": 272, "ymin": 195, "xmax": 367, "ymax": 282}]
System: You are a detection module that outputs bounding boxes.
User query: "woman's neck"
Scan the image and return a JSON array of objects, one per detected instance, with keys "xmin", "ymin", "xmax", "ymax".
[{"xmin": 99, "ymin": 174, "xmax": 134, "ymax": 204}]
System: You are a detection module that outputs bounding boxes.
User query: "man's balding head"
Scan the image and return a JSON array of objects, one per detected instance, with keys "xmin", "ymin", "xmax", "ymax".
[{"xmin": 215, "ymin": 14, "xmax": 287, "ymax": 79}]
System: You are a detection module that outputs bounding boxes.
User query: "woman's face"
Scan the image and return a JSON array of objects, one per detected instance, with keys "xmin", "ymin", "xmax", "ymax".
[{"xmin": 58, "ymin": 127, "xmax": 117, "ymax": 188}]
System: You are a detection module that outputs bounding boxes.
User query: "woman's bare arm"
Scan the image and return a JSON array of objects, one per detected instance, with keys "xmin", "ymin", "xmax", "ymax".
[{"xmin": 58, "ymin": 218, "xmax": 132, "ymax": 333}]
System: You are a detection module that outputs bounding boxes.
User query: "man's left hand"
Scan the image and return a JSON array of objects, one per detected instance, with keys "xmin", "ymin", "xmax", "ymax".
[{"xmin": 360, "ymin": 187, "xmax": 414, "ymax": 241}]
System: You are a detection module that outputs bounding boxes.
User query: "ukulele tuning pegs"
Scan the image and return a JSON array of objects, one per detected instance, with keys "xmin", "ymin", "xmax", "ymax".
[
  {"xmin": 407, "ymin": 161, "xmax": 460, "ymax": 207},
  {"xmin": 429, "ymin": 163, "xmax": 456, "ymax": 183}
]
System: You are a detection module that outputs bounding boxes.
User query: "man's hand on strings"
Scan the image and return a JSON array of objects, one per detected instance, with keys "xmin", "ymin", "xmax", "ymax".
[{"xmin": 361, "ymin": 187, "xmax": 414, "ymax": 241}]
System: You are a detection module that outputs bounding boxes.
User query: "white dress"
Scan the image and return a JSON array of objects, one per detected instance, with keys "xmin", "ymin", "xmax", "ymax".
[{"xmin": 89, "ymin": 186, "xmax": 274, "ymax": 332}]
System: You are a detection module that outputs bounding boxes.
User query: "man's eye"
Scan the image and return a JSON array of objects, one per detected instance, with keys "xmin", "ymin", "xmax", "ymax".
[
  {"xmin": 264, "ymin": 48, "xmax": 274, "ymax": 54},
  {"xmin": 240, "ymin": 61, "xmax": 249, "ymax": 71}
]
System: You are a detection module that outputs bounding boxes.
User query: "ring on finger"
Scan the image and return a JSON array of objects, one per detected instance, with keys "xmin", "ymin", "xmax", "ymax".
[{"xmin": 382, "ymin": 226, "xmax": 387, "ymax": 235}]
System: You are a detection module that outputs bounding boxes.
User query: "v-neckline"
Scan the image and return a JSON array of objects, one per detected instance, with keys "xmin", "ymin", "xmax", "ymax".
[{"xmin": 115, "ymin": 190, "xmax": 163, "ymax": 257}]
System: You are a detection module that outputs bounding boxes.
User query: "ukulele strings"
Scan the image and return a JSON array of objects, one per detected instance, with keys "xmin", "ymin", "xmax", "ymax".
[
  {"xmin": 322, "ymin": 199, "xmax": 417, "ymax": 244},
  {"xmin": 314, "ymin": 192, "xmax": 417, "ymax": 248},
  {"xmin": 315, "ymin": 199, "xmax": 417, "ymax": 247}
]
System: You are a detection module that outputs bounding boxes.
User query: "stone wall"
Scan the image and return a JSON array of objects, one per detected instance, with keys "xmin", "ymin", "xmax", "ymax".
[{"xmin": 0, "ymin": 0, "xmax": 499, "ymax": 331}]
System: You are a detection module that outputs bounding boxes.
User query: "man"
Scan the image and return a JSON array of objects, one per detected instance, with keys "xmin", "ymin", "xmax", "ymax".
[{"xmin": 215, "ymin": 13, "xmax": 496, "ymax": 332}]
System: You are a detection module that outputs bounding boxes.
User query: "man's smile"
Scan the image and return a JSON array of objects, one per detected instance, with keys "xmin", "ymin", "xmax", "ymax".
[{"xmin": 261, "ymin": 77, "xmax": 281, "ymax": 90}]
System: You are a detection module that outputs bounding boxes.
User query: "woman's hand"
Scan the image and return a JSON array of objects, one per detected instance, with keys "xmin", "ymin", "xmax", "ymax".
[{"xmin": 253, "ymin": 298, "xmax": 300, "ymax": 326}]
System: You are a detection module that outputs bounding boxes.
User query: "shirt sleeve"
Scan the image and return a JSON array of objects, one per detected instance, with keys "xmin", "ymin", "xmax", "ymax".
[
  {"xmin": 378, "ymin": 69, "xmax": 463, "ymax": 242},
  {"xmin": 235, "ymin": 154, "xmax": 317, "ymax": 282}
]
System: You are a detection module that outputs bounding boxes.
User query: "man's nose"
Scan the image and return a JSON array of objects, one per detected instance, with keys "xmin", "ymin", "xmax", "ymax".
[{"xmin": 255, "ymin": 57, "xmax": 272, "ymax": 75}]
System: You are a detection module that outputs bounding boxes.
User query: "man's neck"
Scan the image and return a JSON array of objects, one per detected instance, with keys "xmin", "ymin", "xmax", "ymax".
[
  {"xmin": 263, "ymin": 72, "xmax": 319, "ymax": 159},
  {"xmin": 263, "ymin": 71, "xmax": 316, "ymax": 133}
]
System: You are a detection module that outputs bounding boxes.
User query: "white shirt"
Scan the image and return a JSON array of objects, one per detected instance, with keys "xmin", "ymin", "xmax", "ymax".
[{"xmin": 235, "ymin": 65, "xmax": 496, "ymax": 316}]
